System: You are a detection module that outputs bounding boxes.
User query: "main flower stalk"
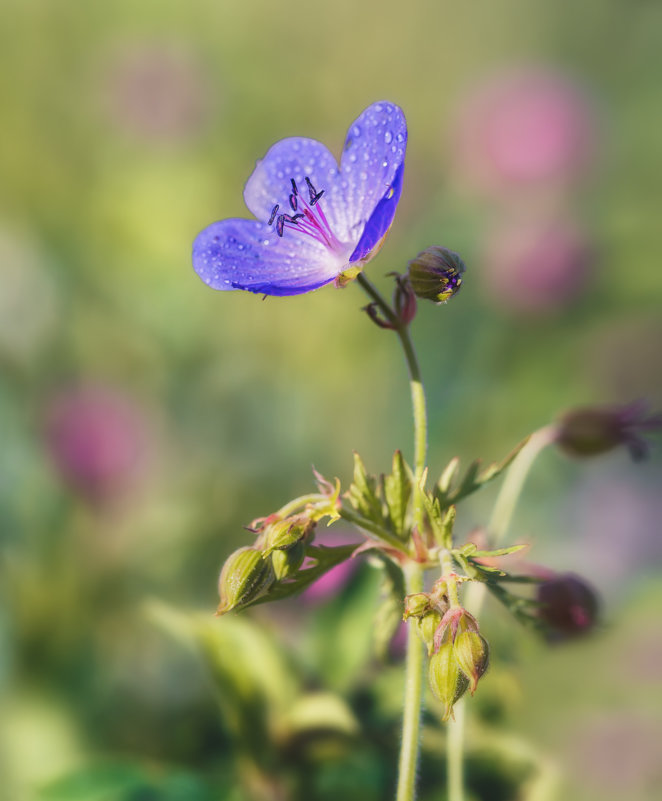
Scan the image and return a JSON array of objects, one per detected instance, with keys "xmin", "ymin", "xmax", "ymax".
[{"xmin": 356, "ymin": 273, "xmax": 428, "ymax": 801}]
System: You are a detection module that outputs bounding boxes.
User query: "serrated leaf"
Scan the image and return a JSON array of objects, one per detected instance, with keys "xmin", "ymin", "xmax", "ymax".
[
  {"xmin": 419, "ymin": 489, "xmax": 446, "ymax": 545},
  {"xmin": 382, "ymin": 450, "xmax": 412, "ymax": 538},
  {"xmin": 471, "ymin": 544, "xmax": 527, "ymax": 558},
  {"xmin": 437, "ymin": 436, "xmax": 531, "ymax": 507},
  {"xmin": 347, "ymin": 452, "xmax": 384, "ymax": 525}
]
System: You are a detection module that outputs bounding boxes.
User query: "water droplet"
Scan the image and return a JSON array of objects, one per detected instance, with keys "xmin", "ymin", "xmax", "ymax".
[
  {"xmin": 386, "ymin": 104, "xmax": 393, "ymax": 113},
  {"xmin": 396, "ymin": 132, "xmax": 404, "ymax": 143},
  {"xmin": 237, "ymin": 243, "xmax": 244, "ymax": 250},
  {"xmin": 263, "ymin": 239, "xmax": 270, "ymax": 245},
  {"xmin": 384, "ymin": 130, "xmax": 393, "ymax": 144},
  {"xmin": 382, "ymin": 160, "xmax": 388, "ymax": 168},
  {"xmin": 391, "ymin": 145, "xmax": 397, "ymax": 154},
  {"xmin": 352, "ymin": 125, "xmax": 361, "ymax": 137},
  {"xmin": 349, "ymin": 153, "xmax": 357, "ymax": 163},
  {"xmin": 374, "ymin": 103, "xmax": 383, "ymax": 112}
]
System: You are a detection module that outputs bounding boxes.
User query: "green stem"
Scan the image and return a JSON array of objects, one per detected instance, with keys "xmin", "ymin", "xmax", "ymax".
[
  {"xmin": 357, "ymin": 273, "xmax": 429, "ymax": 801},
  {"xmin": 396, "ymin": 561, "xmax": 425, "ymax": 801},
  {"xmin": 338, "ymin": 507, "xmax": 408, "ymax": 552},
  {"xmin": 356, "ymin": 274, "xmax": 427, "ymax": 476}
]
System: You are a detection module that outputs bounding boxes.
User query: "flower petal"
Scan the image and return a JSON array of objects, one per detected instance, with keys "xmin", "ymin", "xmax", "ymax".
[
  {"xmin": 192, "ymin": 218, "xmax": 344, "ymax": 296},
  {"xmin": 243, "ymin": 137, "xmax": 342, "ymax": 226},
  {"xmin": 339, "ymin": 101, "xmax": 407, "ymax": 261}
]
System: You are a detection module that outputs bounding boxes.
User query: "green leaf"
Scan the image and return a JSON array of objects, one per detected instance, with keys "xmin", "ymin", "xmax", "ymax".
[
  {"xmin": 347, "ymin": 452, "xmax": 384, "ymax": 525},
  {"xmin": 438, "ymin": 456, "xmax": 460, "ymax": 494},
  {"xmin": 470, "ymin": 544, "xmax": 527, "ymax": 558},
  {"xmin": 242, "ymin": 544, "xmax": 358, "ymax": 609},
  {"xmin": 382, "ymin": 450, "xmax": 412, "ymax": 538},
  {"xmin": 436, "ymin": 437, "xmax": 530, "ymax": 507}
]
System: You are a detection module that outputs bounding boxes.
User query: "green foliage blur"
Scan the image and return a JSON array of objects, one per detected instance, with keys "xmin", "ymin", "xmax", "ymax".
[{"xmin": 1, "ymin": 1, "xmax": 661, "ymax": 799}]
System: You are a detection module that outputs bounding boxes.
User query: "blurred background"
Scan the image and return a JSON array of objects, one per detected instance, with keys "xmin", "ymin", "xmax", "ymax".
[{"xmin": 1, "ymin": 1, "xmax": 661, "ymax": 799}]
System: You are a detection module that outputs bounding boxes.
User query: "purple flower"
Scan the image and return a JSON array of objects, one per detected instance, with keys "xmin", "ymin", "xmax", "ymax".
[{"xmin": 193, "ymin": 101, "xmax": 407, "ymax": 296}]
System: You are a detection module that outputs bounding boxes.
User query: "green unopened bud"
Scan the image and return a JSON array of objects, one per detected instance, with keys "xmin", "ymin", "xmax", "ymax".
[
  {"xmin": 414, "ymin": 611, "xmax": 442, "ymax": 656},
  {"xmin": 428, "ymin": 641, "xmax": 469, "ymax": 721},
  {"xmin": 403, "ymin": 592, "xmax": 433, "ymax": 620},
  {"xmin": 217, "ymin": 547, "xmax": 274, "ymax": 614},
  {"xmin": 271, "ymin": 540, "xmax": 306, "ymax": 580},
  {"xmin": 407, "ymin": 247, "xmax": 465, "ymax": 304},
  {"xmin": 264, "ymin": 515, "xmax": 315, "ymax": 554},
  {"xmin": 453, "ymin": 631, "xmax": 489, "ymax": 695}
]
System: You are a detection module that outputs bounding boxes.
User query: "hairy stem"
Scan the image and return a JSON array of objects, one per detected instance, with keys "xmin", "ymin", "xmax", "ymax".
[
  {"xmin": 396, "ymin": 561, "xmax": 425, "ymax": 801},
  {"xmin": 357, "ymin": 273, "xmax": 430, "ymax": 801}
]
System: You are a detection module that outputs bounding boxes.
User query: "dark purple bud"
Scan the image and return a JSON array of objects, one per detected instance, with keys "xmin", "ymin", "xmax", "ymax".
[
  {"xmin": 407, "ymin": 247, "xmax": 465, "ymax": 304},
  {"xmin": 556, "ymin": 401, "xmax": 662, "ymax": 461},
  {"xmin": 537, "ymin": 572, "xmax": 599, "ymax": 641}
]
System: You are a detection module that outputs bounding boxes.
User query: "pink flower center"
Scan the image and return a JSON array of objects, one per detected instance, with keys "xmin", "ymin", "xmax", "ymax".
[{"xmin": 268, "ymin": 177, "xmax": 345, "ymax": 255}]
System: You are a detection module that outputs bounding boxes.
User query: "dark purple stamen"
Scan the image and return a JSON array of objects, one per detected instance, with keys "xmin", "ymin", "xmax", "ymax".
[
  {"xmin": 291, "ymin": 178, "xmax": 298, "ymax": 196},
  {"xmin": 289, "ymin": 193, "xmax": 298, "ymax": 211},
  {"xmin": 304, "ymin": 176, "xmax": 324, "ymax": 206},
  {"xmin": 275, "ymin": 212, "xmax": 304, "ymax": 237},
  {"xmin": 268, "ymin": 204, "xmax": 279, "ymax": 225}
]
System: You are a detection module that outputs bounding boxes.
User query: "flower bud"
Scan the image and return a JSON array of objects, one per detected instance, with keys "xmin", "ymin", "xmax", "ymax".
[
  {"xmin": 453, "ymin": 630, "xmax": 489, "ymax": 694},
  {"xmin": 403, "ymin": 592, "xmax": 433, "ymax": 620},
  {"xmin": 414, "ymin": 611, "xmax": 442, "ymax": 656},
  {"xmin": 217, "ymin": 546, "xmax": 274, "ymax": 614},
  {"xmin": 270, "ymin": 540, "xmax": 306, "ymax": 581},
  {"xmin": 428, "ymin": 641, "xmax": 469, "ymax": 721},
  {"xmin": 407, "ymin": 247, "xmax": 465, "ymax": 304},
  {"xmin": 556, "ymin": 402, "xmax": 661, "ymax": 462},
  {"xmin": 264, "ymin": 514, "xmax": 315, "ymax": 553},
  {"xmin": 536, "ymin": 572, "xmax": 599, "ymax": 641}
]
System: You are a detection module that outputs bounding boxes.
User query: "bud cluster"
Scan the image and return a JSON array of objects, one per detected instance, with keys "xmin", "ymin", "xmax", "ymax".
[
  {"xmin": 404, "ymin": 587, "xmax": 489, "ymax": 721},
  {"xmin": 217, "ymin": 512, "xmax": 316, "ymax": 614}
]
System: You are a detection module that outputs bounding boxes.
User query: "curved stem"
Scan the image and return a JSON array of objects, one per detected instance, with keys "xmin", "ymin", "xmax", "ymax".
[
  {"xmin": 396, "ymin": 561, "xmax": 425, "ymax": 801},
  {"xmin": 356, "ymin": 273, "xmax": 427, "ymax": 476},
  {"xmin": 454, "ymin": 424, "xmax": 558, "ymax": 801},
  {"xmin": 465, "ymin": 424, "xmax": 558, "ymax": 618}
]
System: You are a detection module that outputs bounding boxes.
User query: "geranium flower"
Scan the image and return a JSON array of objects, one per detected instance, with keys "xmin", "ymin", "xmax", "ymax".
[{"xmin": 192, "ymin": 101, "xmax": 407, "ymax": 296}]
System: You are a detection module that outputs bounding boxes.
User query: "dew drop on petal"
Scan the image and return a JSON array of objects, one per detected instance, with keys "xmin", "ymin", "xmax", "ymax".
[
  {"xmin": 384, "ymin": 130, "xmax": 393, "ymax": 144},
  {"xmin": 396, "ymin": 132, "xmax": 405, "ymax": 143},
  {"xmin": 353, "ymin": 125, "xmax": 361, "ymax": 137},
  {"xmin": 375, "ymin": 103, "xmax": 383, "ymax": 112}
]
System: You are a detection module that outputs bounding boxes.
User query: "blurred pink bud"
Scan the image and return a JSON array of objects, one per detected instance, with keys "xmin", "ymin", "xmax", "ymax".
[
  {"xmin": 480, "ymin": 217, "xmax": 593, "ymax": 314},
  {"xmin": 105, "ymin": 41, "xmax": 210, "ymax": 142},
  {"xmin": 45, "ymin": 384, "xmax": 149, "ymax": 505},
  {"xmin": 537, "ymin": 572, "xmax": 599, "ymax": 641},
  {"xmin": 452, "ymin": 69, "xmax": 597, "ymax": 193}
]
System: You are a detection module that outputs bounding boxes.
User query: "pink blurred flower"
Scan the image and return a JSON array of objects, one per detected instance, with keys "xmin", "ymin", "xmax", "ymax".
[
  {"xmin": 452, "ymin": 69, "xmax": 597, "ymax": 194},
  {"xmin": 44, "ymin": 384, "xmax": 149, "ymax": 505},
  {"xmin": 105, "ymin": 41, "xmax": 210, "ymax": 142},
  {"xmin": 480, "ymin": 217, "xmax": 593, "ymax": 314}
]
